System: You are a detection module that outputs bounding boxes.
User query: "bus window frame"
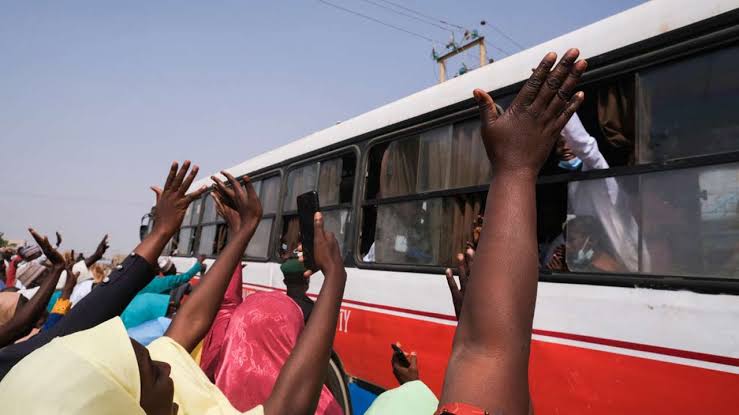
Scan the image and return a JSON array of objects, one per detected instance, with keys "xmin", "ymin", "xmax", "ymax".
[
  {"xmin": 279, "ymin": 145, "xmax": 362, "ymax": 264},
  {"xmin": 352, "ymin": 32, "xmax": 739, "ymax": 294},
  {"xmin": 242, "ymin": 169, "xmax": 283, "ymax": 262},
  {"xmin": 193, "ymin": 189, "xmax": 225, "ymax": 258}
]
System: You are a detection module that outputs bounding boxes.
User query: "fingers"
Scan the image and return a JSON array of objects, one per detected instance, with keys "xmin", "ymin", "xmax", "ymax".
[
  {"xmin": 473, "ymin": 89, "xmax": 498, "ymax": 126},
  {"xmin": 313, "ymin": 212, "xmax": 326, "ymax": 239},
  {"xmin": 222, "ymin": 171, "xmax": 242, "ymax": 195},
  {"xmin": 549, "ymin": 91, "xmax": 585, "ymax": 136},
  {"xmin": 408, "ymin": 352, "xmax": 418, "ymax": 369},
  {"xmin": 445, "ymin": 268, "xmax": 459, "ymax": 294},
  {"xmin": 163, "ymin": 161, "xmax": 178, "ymax": 191},
  {"xmin": 171, "ymin": 160, "xmax": 191, "ymax": 191},
  {"xmin": 242, "ymin": 176, "xmax": 258, "ymax": 202},
  {"xmin": 457, "ymin": 253, "xmax": 469, "ymax": 292},
  {"xmin": 150, "ymin": 186, "xmax": 163, "ymax": 203},
  {"xmin": 511, "ymin": 52, "xmax": 557, "ymax": 108},
  {"xmin": 178, "ymin": 164, "xmax": 200, "ymax": 196},
  {"xmin": 187, "ymin": 185, "xmax": 208, "ymax": 203},
  {"xmin": 28, "ymin": 228, "xmax": 44, "ymax": 246},
  {"xmin": 544, "ymin": 59, "xmax": 587, "ymax": 119},
  {"xmin": 212, "ymin": 192, "xmax": 225, "ymax": 216},
  {"xmin": 529, "ymin": 48, "xmax": 580, "ymax": 115}
]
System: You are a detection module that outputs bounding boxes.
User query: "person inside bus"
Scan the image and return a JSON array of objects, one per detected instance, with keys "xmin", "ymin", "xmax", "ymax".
[
  {"xmin": 198, "ymin": 189, "xmax": 342, "ymax": 414},
  {"xmin": 445, "ymin": 216, "xmax": 482, "ymax": 320},
  {"xmin": 434, "ymin": 49, "xmax": 587, "ymax": 415},
  {"xmin": 0, "ymin": 161, "xmax": 207, "ymax": 380},
  {"xmin": 542, "ymin": 111, "xmax": 644, "ymax": 273}
]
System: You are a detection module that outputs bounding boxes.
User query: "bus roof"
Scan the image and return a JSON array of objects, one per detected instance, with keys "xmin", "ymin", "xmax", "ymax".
[{"xmin": 190, "ymin": 0, "xmax": 737, "ymax": 192}]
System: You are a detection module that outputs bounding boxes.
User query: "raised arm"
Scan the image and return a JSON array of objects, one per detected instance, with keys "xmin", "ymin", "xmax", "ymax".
[
  {"xmin": 165, "ymin": 171, "xmax": 262, "ymax": 352},
  {"xmin": 84, "ymin": 235, "xmax": 109, "ymax": 268},
  {"xmin": 264, "ymin": 212, "xmax": 347, "ymax": 415},
  {"xmin": 439, "ymin": 49, "xmax": 587, "ymax": 414},
  {"xmin": 0, "ymin": 229, "xmax": 67, "ymax": 347}
]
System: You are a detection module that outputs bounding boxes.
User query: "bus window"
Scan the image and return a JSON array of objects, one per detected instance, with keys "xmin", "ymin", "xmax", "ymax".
[
  {"xmin": 284, "ymin": 164, "xmax": 318, "ymax": 212},
  {"xmin": 557, "ymin": 162, "xmax": 739, "ymax": 279},
  {"xmin": 637, "ymin": 44, "xmax": 739, "ymax": 162},
  {"xmin": 280, "ymin": 153, "xmax": 356, "ymax": 260},
  {"xmin": 245, "ymin": 218, "xmax": 273, "ymax": 258},
  {"xmin": 362, "ymin": 120, "xmax": 490, "ymax": 267},
  {"xmin": 177, "ymin": 227, "xmax": 194, "ymax": 257},
  {"xmin": 243, "ymin": 173, "xmax": 281, "ymax": 260}
]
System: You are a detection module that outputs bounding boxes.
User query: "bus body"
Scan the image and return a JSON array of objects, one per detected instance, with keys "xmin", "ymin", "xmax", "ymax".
[{"xmin": 152, "ymin": 1, "xmax": 739, "ymax": 413}]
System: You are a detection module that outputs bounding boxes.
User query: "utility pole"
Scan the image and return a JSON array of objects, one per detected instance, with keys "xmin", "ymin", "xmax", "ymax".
[{"xmin": 435, "ymin": 36, "xmax": 490, "ymax": 83}]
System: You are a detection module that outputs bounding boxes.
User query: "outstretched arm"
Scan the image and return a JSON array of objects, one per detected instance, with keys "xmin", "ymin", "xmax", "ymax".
[
  {"xmin": 264, "ymin": 212, "xmax": 347, "ymax": 415},
  {"xmin": 0, "ymin": 230, "xmax": 67, "ymax": 347},
  {"xmin": 165, "ymin": 172, "xmax": 262, "ymax": 352},
  {"xmin": 84, "ymin": 235, "xmax": 109, "ymax": 268},
  {"xmin": 439, "ymin": 49, "xmax": 587, "ymax": 414}
]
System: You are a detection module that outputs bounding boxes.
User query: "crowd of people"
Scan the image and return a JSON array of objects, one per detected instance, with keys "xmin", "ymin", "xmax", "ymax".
[{"xmin": 0, "ymin": 48, "xmax": 587, "ymax": 414}]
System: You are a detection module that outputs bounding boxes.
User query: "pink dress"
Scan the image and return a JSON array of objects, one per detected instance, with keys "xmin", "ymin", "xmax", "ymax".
[{"xmin": 200, "ymin": 266, "xmax": 343, "ymax": 414}]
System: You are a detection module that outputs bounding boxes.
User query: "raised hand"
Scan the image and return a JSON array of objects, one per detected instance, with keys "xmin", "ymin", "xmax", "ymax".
[
  {"xmin": 474, "ymin": 48, "xmax": 587, "ymax": 178},
  {"xmin": 55, "ymin": 231, "xmax": 63, "ymax": 248},
  {"xmin": 28, "ymin": 228, "xmax": 65, "ymax": 266},
  {"xmin": 301, "ymin": 212, "xmax": 345, "ymax": 281},
  {"xmin": 445, "ymin": 247, "xmax": 474, "ymax": 320},
  {"xmin": 92, "ymin": 235, "xmax": 109, "ymax": 259},
  {"xmin": 211, "ymin": 171, "xmax": 262, "ymax": 233},
  {"xmin": 391, "ymin": 343, "xmax": 419, "ymax": 385},
  {"xmin": 150, "ymin": 161, "xmax": 207, "ymax": 238}
]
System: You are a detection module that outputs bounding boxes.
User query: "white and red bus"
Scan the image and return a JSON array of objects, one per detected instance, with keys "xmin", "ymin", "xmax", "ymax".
[{"xmin": 142, "ymin": 0, "xmax": 739, "ymax": 412}]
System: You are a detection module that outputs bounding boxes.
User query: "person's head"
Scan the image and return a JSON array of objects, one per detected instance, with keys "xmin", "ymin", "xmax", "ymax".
[
  {"xmin": 565, "ymin": 215, "xmax": 607, "ymax": 265},
  {"xmin": 0, "ymin": 318, "xmax": 177, "ymax": 415},
  {"xmin": 280, "ymin": 258, "xmax": 308, "ymax": 295},
  {"xmin": 157, "ymin": 257, "xmax": 177, "ymax": 276}
]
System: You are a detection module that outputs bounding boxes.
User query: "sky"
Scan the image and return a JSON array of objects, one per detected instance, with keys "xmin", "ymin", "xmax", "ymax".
[{"xmin": 0, "ymin": 0, "xmax": 646, "ymax": 255}]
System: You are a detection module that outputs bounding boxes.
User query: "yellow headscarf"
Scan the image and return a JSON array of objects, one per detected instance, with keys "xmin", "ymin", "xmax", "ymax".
[
  {"xmin": 0, "ymin": 317, "xmax": 264, "ymax": 415},
  {"xmin": 0, "ymin": 318, "xmax": 144, "ymax": 414}
]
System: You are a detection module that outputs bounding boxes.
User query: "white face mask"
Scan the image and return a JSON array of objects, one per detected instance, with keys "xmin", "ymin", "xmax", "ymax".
[{"xmin": 572, "ymin": 236, "xmax": 594, "ymax": 265}]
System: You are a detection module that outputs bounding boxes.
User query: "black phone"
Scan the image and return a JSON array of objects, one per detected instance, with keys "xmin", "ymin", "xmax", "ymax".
[
  {"xmin": 391, "ymin": 343, "xmax": 410, "ymax": 367},
  {"xmin": 297, "ymin": 191, "xmax": 320, "ymax": 272}
]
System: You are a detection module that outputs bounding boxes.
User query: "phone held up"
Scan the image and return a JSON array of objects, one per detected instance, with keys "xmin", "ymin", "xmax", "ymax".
[
  {"xmin": 391, "ymin": 343, "xmax": 411, "ymax": 367},
  {"xmin": 297, "ymin": 191, "xmax": 320, "ymax": 272}
]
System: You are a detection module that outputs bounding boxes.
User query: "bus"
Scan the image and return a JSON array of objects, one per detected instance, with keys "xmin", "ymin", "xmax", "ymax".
[{"xmin": 141, "ymin": 0, "xmax": 739, "ymax": 413}]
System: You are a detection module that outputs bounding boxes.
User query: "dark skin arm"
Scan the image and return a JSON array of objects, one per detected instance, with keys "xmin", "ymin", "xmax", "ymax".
[
  {"xmin": 440, "ymin": 49, "xmax": 587, "ymax": 414},
  {"xmin": 84, "ymin": 235, "xmax": 109, "ymax": 268},
  {"xmin": 60, "ymin": 250, "xmax": 79, "ymax": 300},
  {"xmin": 134, "ymin": 161, "xmax": 207, "ymax": 266},
  {"xmin": 0, "ymin": 229, "xmax": 68, "ymax": 347},
  {"xmin": 165, "ymin": 171, "xmax": 262, "ymax": 352},
  {"xmin": 263, "ymin": 212, "xmax": 347, "ymax": 415}
]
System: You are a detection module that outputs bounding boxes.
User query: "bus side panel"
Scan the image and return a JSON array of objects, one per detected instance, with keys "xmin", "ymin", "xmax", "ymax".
[{"xmin": 334, "ymin": 304, "xmax": 739, "ymax": 414}]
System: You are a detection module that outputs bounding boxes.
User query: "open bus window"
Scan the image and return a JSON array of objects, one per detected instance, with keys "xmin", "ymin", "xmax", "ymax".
[{"xmin": 637, "ymin": 45, "xmax": 739, "ymax": 162}]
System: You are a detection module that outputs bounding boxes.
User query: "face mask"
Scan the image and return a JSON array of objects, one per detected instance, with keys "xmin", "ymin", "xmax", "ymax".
[
  {"xmin": 558, "ymin": 157, "xmax": 583, "ymax": 171},
  {"xmin": 572, "ymin": 236, "xmax": 594, "ymax": 265}
]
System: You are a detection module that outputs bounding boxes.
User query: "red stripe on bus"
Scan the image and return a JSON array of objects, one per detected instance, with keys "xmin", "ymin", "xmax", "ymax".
[
  {"xmin": 532, "ymin": 329, "xmax": 739, "ymax": 367},
  {"xmin": 243, "ymin": 282, "xmax": 739, "ymax": 367}
]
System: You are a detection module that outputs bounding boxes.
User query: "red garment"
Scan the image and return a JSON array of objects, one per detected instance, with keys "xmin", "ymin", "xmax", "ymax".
[
  {"xmin": 200, "ymin": 270, "xmax": 342, "ymax": 415},
  {"xmin": 6, "ymin": 256, "xmax": 21, "ymax": 288},
  {"xmin": 435, "ymin": 403, "xmax": 490, "ymax": 415}
]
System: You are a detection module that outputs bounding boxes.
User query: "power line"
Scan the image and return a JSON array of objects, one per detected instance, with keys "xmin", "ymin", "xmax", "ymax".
[
  {"xmin": 376, "ymin": 0, "xmax": 465, "ymax": 30},
  {"xmin": 375, "ymin": 0, "xmax": 524, "ymax": 52},
  {"xmin": 355, "ymin": 0, "xmax": 454, "ymax": 34},
  {"xmin": 317, "ymin": 0, "xmax": 439, "ymax": 43},
  {"xmin": 484, "ymin": 23, "xmax": 525, "ymax": 50}
]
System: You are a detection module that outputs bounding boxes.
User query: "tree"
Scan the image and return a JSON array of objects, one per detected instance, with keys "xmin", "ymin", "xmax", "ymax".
[{"xmin": 0, "ymin": 232, "xmax": 8, "ymax": 248}]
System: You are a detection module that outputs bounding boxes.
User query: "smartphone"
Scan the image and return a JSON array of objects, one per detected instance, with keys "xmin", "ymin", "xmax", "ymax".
[
  {"xmin": 297, "ymin": 191, "xmax": 320, "ymax": 272},
  {"xmin": 391, "ymin": 343, "xmax": 410, "ymax": 367}
]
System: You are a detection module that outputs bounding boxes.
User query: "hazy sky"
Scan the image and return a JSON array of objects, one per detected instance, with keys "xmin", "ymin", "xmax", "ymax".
[{"xmin": 1, "ymin": 0, "xmax": 645, "ymax": 255}]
